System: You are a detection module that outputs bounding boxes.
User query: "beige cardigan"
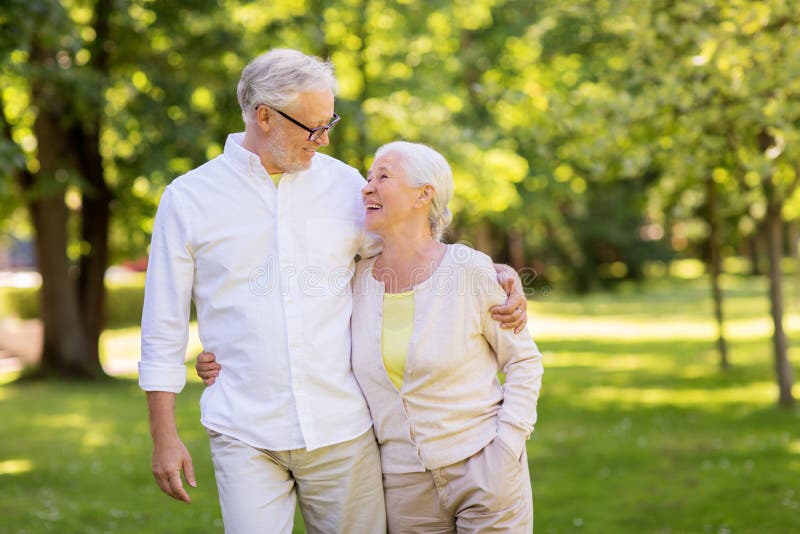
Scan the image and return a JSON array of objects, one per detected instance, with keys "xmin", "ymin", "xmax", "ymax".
[{"xmin": 351, "ymin": 244, "xmax": 543, "ymax": 474}]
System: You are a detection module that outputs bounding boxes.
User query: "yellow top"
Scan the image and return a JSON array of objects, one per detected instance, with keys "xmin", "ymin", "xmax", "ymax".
[
  {"xmin": 269, "ymin": 172, "xmax": 283, "ymax": 186},
  {"xmin": 381, "ymin": 290, "xmax": 414, "ymax": 390}
]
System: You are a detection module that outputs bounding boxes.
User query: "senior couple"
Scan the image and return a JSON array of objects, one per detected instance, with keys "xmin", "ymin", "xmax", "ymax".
[{"xmin": 139, "ymin": 48, "xmax": 543, "ymax": 533}]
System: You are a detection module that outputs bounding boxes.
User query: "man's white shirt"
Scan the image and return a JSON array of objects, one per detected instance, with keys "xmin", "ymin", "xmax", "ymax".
[{"xmin": 139, "ymin": 133, "xmax": 381, "ymax": 451}]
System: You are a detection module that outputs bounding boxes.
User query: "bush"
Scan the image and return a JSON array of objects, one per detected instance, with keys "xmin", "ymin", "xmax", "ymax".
[
  {"xmin": 1, "ymin": 281, "xmax": 155, "ymax": 328},
  {"xmin": 1, "ymin": 287, "xmax": 39, "ymax": 319}
]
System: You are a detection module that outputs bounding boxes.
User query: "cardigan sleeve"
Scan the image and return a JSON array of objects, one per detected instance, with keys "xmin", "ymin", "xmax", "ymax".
[{"xmin": 473, "ymin": 253, "xmax": 544, "ymax": 458}]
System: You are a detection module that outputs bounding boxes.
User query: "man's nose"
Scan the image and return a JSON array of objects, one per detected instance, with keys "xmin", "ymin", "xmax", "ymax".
[{"xmin": 314, "ymin": 129, "xmax": 331, "ymax": 147}]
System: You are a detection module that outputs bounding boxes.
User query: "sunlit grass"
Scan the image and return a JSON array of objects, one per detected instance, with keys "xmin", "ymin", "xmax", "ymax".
[
  {"xmin": 531, "ymin": 312, "xmax": 800, "ymax": 342},
  {"xmin": 581, "ymin": 381, "xmax": 778, "ymax": 407},
  {"xmin": 522, "ymin": 274, "xmax": 800, "ymax": 532},
  {"xmin": 99, "ymin": 323, "xmax": 202, "ymax": 379},
  {"xmin": 0, "ymin": 458, "xmax": 33, "ymax": 476},
  {"xmin": 0, "ymin": 372, "xmax": 20, "ymax": 386},
  {"xmin": 2, "ymin": 274, "xmax": 800, "ymax": 532}
]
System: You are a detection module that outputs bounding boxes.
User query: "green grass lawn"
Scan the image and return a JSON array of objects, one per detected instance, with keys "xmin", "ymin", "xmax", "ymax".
[{"xmin": 1, "ymin": 273, "xmax": 799, "ymax": 533}]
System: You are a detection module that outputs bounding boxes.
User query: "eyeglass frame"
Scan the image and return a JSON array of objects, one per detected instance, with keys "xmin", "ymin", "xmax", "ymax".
[{"xmin": 254, "ymin": 104, "xmax": 340, "ymax": 142}]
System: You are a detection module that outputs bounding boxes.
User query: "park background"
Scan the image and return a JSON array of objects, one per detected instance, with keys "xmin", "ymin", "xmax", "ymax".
[{"xmin": 1, "ymin": 0, "xmax": 799, "ymax": 532}]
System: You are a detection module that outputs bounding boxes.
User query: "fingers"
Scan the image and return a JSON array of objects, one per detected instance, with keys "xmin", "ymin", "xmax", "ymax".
[
  {"xmin": 196, "ymin": 365, "xmax": 220, "ymax": 376},
  {"xmin": 197, "ymin": 351, "xmax": 216, "ymax": 363},
  {"xmin": 195, "ymin": 351, "xmax": 221, "ymax": 386},
  {"xmin": 183, "ymin": 456, "xmax": 197, "ymax": 489},
  {"xmin": 196, "ymin": 352, "xmax": 220, "ymax": 370},
  {"xmin": 167, "ymin": 469, "xmax": 191, "ymax": 503},
  {"xmin": 498, "ymin": 272, "xmax": 515, "ymax": 294},
  {"xmin": 491, "ymin": 285, "xmax": 528, "ymax": 331},
  {"xmin": 491, "ymin": 303, "xmax": 528, "ymax": 334},
  {"xmin": 153, "ymin": 466, "xmax": 191, "ymax": 503},
  {"xmin": 152, "ymin": 439, "xmax": 195, "ymax": 504},
  {"xmin": 514, "ymin": 306, "xmax": 528, "ymax": 334},
  {"xmin": 490, "ymin": 294, "xmax": 525, "ymax": 318}
]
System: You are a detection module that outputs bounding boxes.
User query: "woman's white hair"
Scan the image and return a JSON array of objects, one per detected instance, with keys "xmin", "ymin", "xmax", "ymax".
[
  {"xmin": 237, "ymin": 49, "xmax": 337, "ymax": 125},
  {"xmin": 375, "ymin": 141, "xmax": 454, "ymax": 241}
]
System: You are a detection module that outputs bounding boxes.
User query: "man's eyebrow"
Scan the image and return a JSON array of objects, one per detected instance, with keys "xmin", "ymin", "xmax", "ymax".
[{"xmin": 312, "ymin": 113, "xmax": 336, "ymax": 127}]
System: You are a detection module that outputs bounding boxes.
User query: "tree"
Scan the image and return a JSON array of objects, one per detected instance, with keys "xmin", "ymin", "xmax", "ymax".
[
  {"xmin": 1, "ymin": 0, "xmax": 241, "ymax": 377},
  {"xmin": 613, "ymin": 0, "xmax": 800, "ymax": 403},
  {"xmin": 2, "ymin": 0, "xmax": 107, "ymax": 377}
]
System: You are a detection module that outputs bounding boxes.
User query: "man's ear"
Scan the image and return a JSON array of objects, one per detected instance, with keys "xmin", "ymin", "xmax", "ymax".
[{"xmin": 255, "ymin": 105, "xmax": 271, "ymax": 133}]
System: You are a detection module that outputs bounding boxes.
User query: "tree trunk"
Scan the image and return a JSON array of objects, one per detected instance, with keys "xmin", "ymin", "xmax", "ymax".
[
  {"xmin": 787, "ymin": 221, "xmax": 798, "ymax": 258},
  {"xmin": 508, "ymin": 230, "xmax": 526, "ymax": 272},
  {"xmin": 28, "ymin": 46, "xmax": 95, "ymax": 376},
  {"xmin": 474, "ymin": 220, "xmax": 499, "ymax": 258},
  {"xmin": 749, "ymin": 230, "xmax": 764, "ymax": 276},
  {"xmin": 30, "ymin": 190, "xmax": 94, "ymax": 376},
  {"xmin": 22, "ymin": 33, "xmax": 108, "ymax": 378},
  {"xmin": 75, "ymin": 0, "xmax": 113, "ymax": 374},
  {"xmin": 765, "ymin": 201, "xmax": 795, "ymax": 407},
  {"xmin": 706, "ymin": 179, "xmax": 729, "ymax": 369},
  {"xmin": 75, "ymin": 125, "xmax": 110, "ymax": 373}
]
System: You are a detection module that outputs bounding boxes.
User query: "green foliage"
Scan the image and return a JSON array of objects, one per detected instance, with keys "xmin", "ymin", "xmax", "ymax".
[
  {"xmin": 1, "ymin": 0, "xmax": 798, "ymax": 289},
  {"xmin": 0, "ymin": 0, "xmax": 676, "ymax": 290},
  {"xmin": 0, "ymin": 278, "xmax": 199, "ymax": 328},
  {"xmin": 0, "ymin": 286, "xmax": 38, "ymax": 319}
]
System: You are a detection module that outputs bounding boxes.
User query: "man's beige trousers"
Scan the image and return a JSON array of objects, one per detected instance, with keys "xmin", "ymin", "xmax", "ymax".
[{"xmin": 207, "ymin": 428, "xmax": 386, "ymax": 533}]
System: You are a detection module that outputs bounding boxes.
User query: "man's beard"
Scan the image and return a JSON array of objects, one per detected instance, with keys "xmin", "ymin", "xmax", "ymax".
[{"xmin": 270, "ymin": 134, "xmax": 313, "ymax": 174}]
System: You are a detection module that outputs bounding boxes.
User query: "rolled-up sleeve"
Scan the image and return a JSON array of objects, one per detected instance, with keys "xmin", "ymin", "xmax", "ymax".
[{"xmin": 139, "ymin": 186, "xmax": 195, "ymax": 393}]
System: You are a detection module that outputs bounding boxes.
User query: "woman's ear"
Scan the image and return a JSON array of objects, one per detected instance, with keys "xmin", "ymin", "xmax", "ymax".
[{"xmin": 415, "ymin": 185, "xmax": 435, "ymax": 207}]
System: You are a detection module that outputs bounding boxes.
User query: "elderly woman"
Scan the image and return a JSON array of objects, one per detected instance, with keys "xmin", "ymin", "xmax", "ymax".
[
  {"xmin": 353, "ymin": 141, "xmax": 543, "ymax": 533},
  {"xmin": 196, "ymin": 141, "xmax": 542, "ymax": 532}
]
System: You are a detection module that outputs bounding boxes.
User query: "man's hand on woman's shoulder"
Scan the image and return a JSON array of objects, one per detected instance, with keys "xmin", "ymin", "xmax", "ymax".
[{"xmin": 492, "ymin": 264, "xmax": 528, "ymax": 334}]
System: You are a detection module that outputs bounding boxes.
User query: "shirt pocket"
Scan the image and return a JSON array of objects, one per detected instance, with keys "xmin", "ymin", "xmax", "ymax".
[{"xmin": 304, "ymin": 217, "xmax": 360, "ymax": 294}]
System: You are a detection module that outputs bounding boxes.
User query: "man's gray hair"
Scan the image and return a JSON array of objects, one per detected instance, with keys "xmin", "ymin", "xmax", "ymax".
[
  {"xmin": 237, "ymin": 49, "xmax": 337, "ymax": 125},
  {"xmin": 375, "ymin": 141, "xmax": 454, "ymax": 241}
]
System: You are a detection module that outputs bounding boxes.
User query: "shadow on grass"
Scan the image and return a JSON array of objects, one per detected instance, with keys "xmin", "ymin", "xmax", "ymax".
[
  {"xmin": 532, "ymin": 386, "xmax": 800, "ymax": 532},
  {"xmin": 0, "ymin": 378, "xmax": 225, "ymax": 533}
]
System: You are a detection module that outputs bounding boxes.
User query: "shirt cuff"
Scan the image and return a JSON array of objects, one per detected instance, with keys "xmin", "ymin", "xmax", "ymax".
[
  {"xmin": 138, "ymin": 360, "xmax": 187, "ymax": 393},
  {"xmin": 496, "ymin": 421, "xmax": 530, "ymax": 459}
]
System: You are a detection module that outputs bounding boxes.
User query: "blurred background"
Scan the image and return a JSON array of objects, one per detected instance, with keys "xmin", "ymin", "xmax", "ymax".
[{"xmin": 1, "ymin": 1, "xmax": 799, "ymax": 532}]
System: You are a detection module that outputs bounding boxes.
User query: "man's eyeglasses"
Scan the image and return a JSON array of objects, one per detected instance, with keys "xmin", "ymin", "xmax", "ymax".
[{"xmin": 255, "ymin": 104, "xmax": 340, "ymax": 142}]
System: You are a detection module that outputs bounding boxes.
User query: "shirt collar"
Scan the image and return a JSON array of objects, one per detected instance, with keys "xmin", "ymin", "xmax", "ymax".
[{"xmin": 223, "ymin": 132, "xmax": 269, "ymax": 179}]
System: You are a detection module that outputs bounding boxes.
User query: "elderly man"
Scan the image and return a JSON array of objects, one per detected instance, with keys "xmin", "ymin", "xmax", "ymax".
[{"xmin": 139, "ymin": 49, "xmax": 527, "ymax": 534}]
